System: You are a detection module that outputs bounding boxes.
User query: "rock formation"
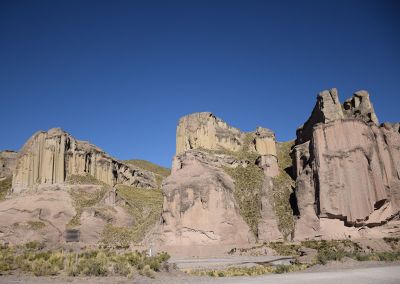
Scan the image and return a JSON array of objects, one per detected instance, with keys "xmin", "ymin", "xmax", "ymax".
[
  {"xmin": 0, "ymin": 150, "xmax": 18, "ymax": 179},
  {"xmin": 161, "ymin": 113, "xmax": 285, "ymax": 248},
  {"xmin": 176, "ymin": 112, "xmax": 276, "ymax": 157},
  {"xmin": 293, "ymin": 88, "xmax": 400, "ymax": 239},
  {"xmin": 12, "ymin": 128, "xmax": 157, "ymax": 193}
]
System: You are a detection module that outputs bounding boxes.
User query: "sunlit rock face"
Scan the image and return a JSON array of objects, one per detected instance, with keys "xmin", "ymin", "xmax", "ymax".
[
  {"xmin": 12, "ymin": 128, "xmax": 157, "ymax": 193},
  {"xmin": 162, "ymin": 112, "xmax": 283, "ymax": 247},
  {"xmin": 161, "ymin": 150, "xmax": 255, "ymax": 246},
  {"xmin": 293, "ymin": 89, "xmax": 400, "ymax": 240},
  {"xmin": 176, "ymin": 112, "xmax": 277, "ymax": 157}
]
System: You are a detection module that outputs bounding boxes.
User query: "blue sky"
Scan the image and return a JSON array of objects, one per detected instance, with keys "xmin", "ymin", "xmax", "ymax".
[{"xmin": 1, "ymin": 0, "xmax": 399, "ymax": 167}]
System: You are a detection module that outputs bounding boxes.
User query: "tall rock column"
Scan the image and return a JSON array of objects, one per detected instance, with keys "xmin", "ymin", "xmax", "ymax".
[{"xmin": 293, "ymin": 89, "xmax": 400, "ymax": 240}]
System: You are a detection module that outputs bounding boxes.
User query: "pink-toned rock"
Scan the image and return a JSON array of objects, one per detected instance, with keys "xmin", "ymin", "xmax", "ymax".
[
  {"xmin": 293, "ymin": 89, "xmax": 400, "ymax": 240},
  {"xmin": 161, "ymin": 150, "xmax": 254, "ymax": 246}
]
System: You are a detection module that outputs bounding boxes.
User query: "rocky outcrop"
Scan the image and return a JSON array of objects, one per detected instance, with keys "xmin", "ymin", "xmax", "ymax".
[
  {"xmin": 161, "ymin": 150, "xmax": 254, "ymax": 246},
  {"xmin": 12, "ymin": 128, "xmax": 157, "ymax": 193},
  {"xmin": 176, "ymin": 112, "xmax": 276, "ymax": 157},
  {"xmin": 0, "ymin": 150, "xmax": 18, "ymax": 179},
  {"xmin": 161, "ymin": 113, "xmax": 284, "ymax": 247},
  {"xmin": 293, "ymin": 89, "xmax": 400, "ymax": 240},
  {"xmin": 343, "ymin": 90, "xmax": 379, "ymax": 125}
]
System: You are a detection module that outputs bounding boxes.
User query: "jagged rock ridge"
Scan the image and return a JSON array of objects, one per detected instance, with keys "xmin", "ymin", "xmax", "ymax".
[{"xmin": 12, "ymin": 128, "xmax": 157, "ymax": 193}]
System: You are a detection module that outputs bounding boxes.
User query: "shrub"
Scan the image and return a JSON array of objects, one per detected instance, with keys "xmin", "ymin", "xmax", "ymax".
[
  {"xmin": 27, "ymin": 221, "xmax": 46, "ymax": 230},
  {"xmin": 0, "ymin": 177, "xmax": 12, "ymax": 201},
  {"xmin": 140, "ymin": 264, "xmax": 155, "ymax": 278},
  {"xmin": 31, "ymin": 258, "xmax": 62, "ymax": 276},
  {"xmin": 113, "ymin": 255, "xmax": 131, "ymax": 276}
]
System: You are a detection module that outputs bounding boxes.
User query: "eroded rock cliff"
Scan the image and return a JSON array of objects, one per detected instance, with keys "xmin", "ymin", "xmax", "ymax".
[
  {"xmin": 161, "ymin": 112, "xmax": 289, "ymax": 248},
  {"xmin": 293, "ymin": 89, "xmax": 400, "ymax": 240},
  {"xmin": 12, "ymin": 128, "xmax": 157, "ymax": 193}
]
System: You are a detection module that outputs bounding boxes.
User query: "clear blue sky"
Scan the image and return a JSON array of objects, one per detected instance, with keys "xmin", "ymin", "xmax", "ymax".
[{"xmin": 1, "ymin": 0, "xmax": 399, "ymax": 167}]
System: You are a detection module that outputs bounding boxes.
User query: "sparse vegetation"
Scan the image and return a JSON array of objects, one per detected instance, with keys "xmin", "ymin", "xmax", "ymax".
[
  {"xmin": 67, "ymin": 183, "xmax": 108, "ymax": 228},
  {"xmin": 100, "ymin": 185, "xmax": 163, "ymax": 246},
  {"xmin": 272, "ymin": 141, "xmax": 295, "ymax": 240},
  {"xmin": 0, "ymin": 242, "xmax": 170, "ymax": 277},
  {"xmin": 383, "ymin": 237, "xmax": 400, "ymax": 250},
  {"xmin": 66, "ymin": 174, "xmax": 106, "ymax": 186},
  {"xmin": 223, "ymin": 133, "xmax": 264, "ymax": 238},
  {"xmin": 0, "ymin": 177, "xmax": 12, "ymax": 201},
  {"xmin": 124, "ymin": 159, "xmax": 171, "ymax": 177},
  {"xmin": 27, "ymin": 221, "xmax": 46, "ymax": 230},
  {"xmin": 187, "ymin": 263, "xmax": 308, "ymax": 277}
]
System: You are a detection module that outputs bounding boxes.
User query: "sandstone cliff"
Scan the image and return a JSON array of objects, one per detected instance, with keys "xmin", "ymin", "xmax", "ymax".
[
  {"xmin": 293, "ymin": 89, "xmax": 400, "ymax": 240},
  {"xmin": 161, "ymin": 112, "xmax": 289, "ymax": 248},
  {"xmin": 12, "ymin": 128, "xmax": 157, "ymax": 193}
]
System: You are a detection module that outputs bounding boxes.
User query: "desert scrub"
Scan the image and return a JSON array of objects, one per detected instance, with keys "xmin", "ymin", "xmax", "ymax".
[
  {"xmin": 188, "ymin": 263, "xmax": 308, "ymax": 277},
  {"xmin": 223, "ymin": 133, "xmax": 264, "ymax": 238},
  {"xmin": 272, "ymin": 141, "xmax": 295, "ymax": 240},
  {"xmin": 0, "ymin": 244, "xmax": 171, "ymax": 277},
  {"xmin": 27, "ymin": 221, "xmax": 46, "ymax": 230},
  {"xmin": 66, "ymin": 174, "xmax": 106, "ymax": 185},
  {"xmin": 68, "ymin": 185, "xmax": 108, "ymax": 227},
  {"xmin": 300, "ymin": 239, "xmax": 365, "ymax": 264},
  {"xmin": 124, "ymin": 159, "xmax": 171, "ymax": 178},
  {"xmin": 383, "ymin": 237, "xmax": 400, "ymax": 250},
  {"xmin": 268, "ymin": 241, "xmax": 301, "ymax": 256},
  {"xmin": 101, "ymin": 185, "xmax": 163, "ymax": 246},
  {"xmin": 0, "ymin": 177, "xmax": 12, "ymax": 201}
]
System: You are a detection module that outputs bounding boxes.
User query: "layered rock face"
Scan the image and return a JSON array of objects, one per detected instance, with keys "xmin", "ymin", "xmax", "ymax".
[
  {"xmin": 176, "ymin": 112, "xmax": 276, "ymax": 157},
  {"xmin": 293, "ymin": 89, "xmax": 400, "ymax": 239},
  {"xmin": 12, "ymin": 128, "xmax": 157, "ymax": 193},
  {"xmin": 0, "ymin": 150, "xmax": 18, "ymax": 179},
  {"xmin": 161, "ymin": 113, "xmax": 284, "ymax": 247}
]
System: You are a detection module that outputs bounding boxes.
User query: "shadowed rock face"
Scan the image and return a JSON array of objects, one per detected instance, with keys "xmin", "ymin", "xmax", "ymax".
[
  {"xmin": 293, "ymin": 89, "xmax": 400, "ymax": 240},
  {"xmin": 12, "ymin": 128, "xmax": 157, "ymax": 193}
]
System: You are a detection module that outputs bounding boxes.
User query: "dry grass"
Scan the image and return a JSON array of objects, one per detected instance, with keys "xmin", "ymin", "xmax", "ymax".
[
  {"xmin": 0, "ymin": 177, "xmax": 12, "ymax": 201},
  {"xmin": 124, "ymin": 160, "xmax": 170, "ymax": 178},
  {"xmin": 0, "ymin": 242, "xmax": 170, "ymax": 277},
  {"xmin": 223, "ymin": 133, "xmax": 264, "ymax": 238},
  {"xmin": 67, "ymin": 185, "xmax": 108, "ymax": 228},
  {"xmin": 101, "ymin": 185, "xmax": 163, "ymax": 247},
  {"xmin": 272, "ymin": 141, "xmax": 295, "ymax": 240},
  {"xmin": 187, "ymin": 263, "xmax": 308, "ymax": 277},
  {"xmin": 27, "ymin": 221, "xmax": 46, "ymax": 231},
  {"xmin": 66, "ymin": 174, "xmax": 106, "ymax": 186}
]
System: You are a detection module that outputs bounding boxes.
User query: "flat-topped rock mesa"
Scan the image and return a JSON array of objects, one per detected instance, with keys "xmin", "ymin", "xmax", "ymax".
[
  {"xmin": 0, "ymin": 150, "xmax": 18, "ymax": 179},
  {"xmin": 160, "ymin": 112, "xmax": 287, "ymax": 250},
  {"xmin": 12, "ymin": 128, "xmax": 157, "ymax": 193},
  {"xmin": 293, "ymin": 88, "xmax": 400, "ymax": 239},
  {"xmin": 176, "ymin": 112, "xmax": 277, "ymax": 157}
]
